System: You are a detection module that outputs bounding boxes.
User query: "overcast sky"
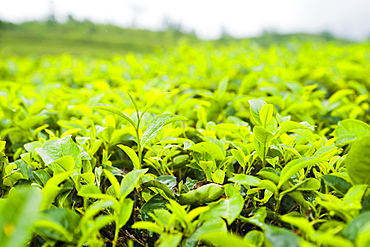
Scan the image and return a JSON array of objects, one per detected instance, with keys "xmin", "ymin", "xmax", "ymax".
[{"xmin": 1, "ymin": 0, "xmax": 370, "ymax": 40}]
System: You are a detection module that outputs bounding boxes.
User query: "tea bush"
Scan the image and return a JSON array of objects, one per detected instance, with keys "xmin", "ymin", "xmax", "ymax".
[{"xmin": 0, "ymin": 41, "xmax": 370, "ymax": 246}]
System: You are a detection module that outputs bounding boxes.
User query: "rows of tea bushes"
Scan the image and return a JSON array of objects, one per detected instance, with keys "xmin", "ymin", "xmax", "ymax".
[{"xmin": 0, "ymin": 41, "xmax": 370, "ymax": 246}]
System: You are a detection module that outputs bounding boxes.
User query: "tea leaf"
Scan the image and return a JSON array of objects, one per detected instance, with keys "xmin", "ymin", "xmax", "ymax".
[
  {"xmin": 278, "ymin": 157, "xmax": 326, "ymax": 188},
  {"xmin": 117, "ymin": 144, "xmax": 141, "ymax": 170},
  {"xmin": 334, "ymin": 120, "xmax": 370, "ymax": 145},
  {"xmin": 92, "ymin": 103, "xmax": 136, "ymax": 128},
  {"xmin": 141, "ymin": 114, "xmax": 187, "ymax": 148},
  {"xmin": 345, "ymin": 136, "xmax": 370, "ymax": 185}
]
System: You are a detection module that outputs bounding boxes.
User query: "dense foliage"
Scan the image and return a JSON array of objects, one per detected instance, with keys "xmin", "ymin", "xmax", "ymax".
[{"xmin": 1, "ymin": 41, "xmax": 370, "ymax": 247}]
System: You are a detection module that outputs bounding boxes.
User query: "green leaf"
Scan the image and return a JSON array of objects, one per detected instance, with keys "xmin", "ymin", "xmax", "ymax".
[
  {"xmin": 141, "ymin": 113, "xmax": 187, "ymax": 147},
  {"xmin": 229, "ymin": 174, "xmax": 261, "ymax": 186},
  {"xmin": 253, "ymin": 126, "xmax": 273, "ymax": 144},
  {"xmin": 231, "ymin": 149, "xmax": 246, "ymax": 168},
  {"xmin": 334, "ymin": 119, "xmax": 370, "ymax": 145},
  {"xmin": 244, "ymin": 230, "xmax": 264, "ymax": 247},
  {"xmin": 257, "ymin": 180, "xmax": 278, "ymax": 194},
  {"xmin": 131, "ymin": 221, "xmax": 163, "ymax": 234},
  {"xmin": 188, "ymin": 141, "xmax": 225, "ymax": 161},
  {"xmin": 276, "ymin": 121, "xmax": 310, "ymax": 137},
  {"xmin": 117, "ymin": 144, "xmax": 141, "ymax": 170},
  {"xmin": 41, "ymin": 170, "xmax": 75, "ymax": 210},
  {"xmin": 120, "ymin": 169, "xmax": 148, "ymax": 199},
  {"xmin": 142, "ymin": 92, "xmax": 170, "ymax": 115},
  {"xmin": 36, "ymin": 208, "xmax": 80, "ymax": 243},
  {"xmin": 259, "ymin": 104, "xmax": 274, "ymax": 127},
  {"xmin": 178, "ymin": 183, "xmax": 224, "ymax": 205},
  {"xmin": 342, "ymin": 185, "xmax": 367, "ymax": 211},
  {"xmin": 157, "ymin": 175, "xmax": 177, "ymax": 190},
  {"xmin": 36, "ymin": 135, "xmax": 81, "ymax": 166},
  {"xmin": 238, "ymin": 207, "xmax": 267, "ymax": 230},
  {"xmin": 201, "ymin": 193, "xmax": 244, "ymax": 225},
  {"xmin": 103, "ymin": 169, "xmax": 120, "ymax": 198},
  {"xmin": 53, "ymin": 156, "xmax": 75, "ymax": 171},
  {"xmin": 264, "ymin": 225, "xmax": 302, "ymax": 247},
  {"xmin": 142, "ymin": 179, "xmax": 175, "ymax": 199},
  {"xmin": 185, "ymin": 218, "xmax": 227, "ymax": 246},
  {"xmin": 78, "ymin": 215, "xmax": 114, "ymax": 247},
  {"xmin": 278, "ymin": 157, "xmax": 326, "ymax": 188},
  {"xmin": 346, "ymin": 136, "xmax": 370, "ymax": 185},
  {"xmin": 79, "ymin": 172, "xmax": 95, "ymax": 185},
  {"xmin": 216, "ymin": 77, "xmax": 229, "ymax": 98},
  {"xmin": 201, "ymin": 232, "xmax": 254, "ymax": 247},
  {"xmin": 321, "ymin": 174, "xmax": 352, "ymax": 195},
  {"xmin": 92, "ymin": 103, "xmax": 136, "ymax": 127},
  {"xmin": 78, "ymin": 185, "xmax": 117, "ymax": 201},
  {"xmin": 249, "ymin": 99, "xmax": 267, "ymax": 126},
  {"xmin": 0, "ymin": 187, "xmax": 42, "ymax": 247},
  {"xmin": 281, "ymin": 178, "xmax": 321, "ymax": 195},
  {"xmin": 117, "ymin": 198, "xmax": 134, "ymax": 228},
  {"xmin": 158, "ymin": 233, "xmax": 183, "ymax": 247},
  {"xmin": 280, "ymin": 214, "xmax": 314, "ymax": 236},
  {"xmin": 343, "ymin": 212, "xmax": 370, "ymax": 242},
  {"xmin": 212, "ymin": 169, "xmax": 225, "ymax": 184},
  {"xmin": 141, "ymin": 194, "xmax": 168, "ymax": 221},
  {"xmin": 355, "ymin": 221, "xmax": 370, "ymax": 247}
]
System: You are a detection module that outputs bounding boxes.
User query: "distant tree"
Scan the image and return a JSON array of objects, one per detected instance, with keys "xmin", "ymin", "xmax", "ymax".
[{"xmin": 220, "ymin": 25, "xmax": 232, "ymax": 40}]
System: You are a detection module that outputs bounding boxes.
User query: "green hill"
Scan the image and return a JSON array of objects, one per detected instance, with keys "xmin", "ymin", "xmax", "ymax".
[{"xmin": 0, "ymin": 19, "xmax": 354, "ymax": 57}]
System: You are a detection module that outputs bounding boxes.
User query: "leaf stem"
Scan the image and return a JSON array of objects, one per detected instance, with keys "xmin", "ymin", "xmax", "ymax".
[{"xmin": 113, "ymin": 222, "xmax": 119, "ymax": 247}]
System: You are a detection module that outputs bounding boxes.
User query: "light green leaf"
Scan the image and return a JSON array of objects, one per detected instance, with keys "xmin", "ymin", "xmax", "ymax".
[
  {"xmin": 216, "ymin": 77, "xmax": 229, "ymax": 98},
  {"xmin": 120, "ymin": 169, "xmax": 148, "ymax": 199},
  {"xmin": 118, "ymin": 198, "xmax": 134, "ymax": 228},
  {"xmin": 244, "ymin": 230, "xmax": 264, "ymax": 247},
  {"xmin": 142, "ymin": 92, "xmax": 170, "ymax": 115},
  {"xmin": 346, "ymin": 136, "xmax": 370, "ymax": 185},
  {"xmin": 276, "ymin": 121, "xmax": 310, "ymax": 137},
  {"xmin": 249, "ymin": 99, "xmax": 267, "ymax": 126},
  {"xmin": 131, "ymin": 221, "xmax": 163, "ymax": 234},
  {"xmin": 178, "ymin": 183, "xmax": 224, "ymax": 205},
  {"xmin": 278, "ymin": 157, "xmax": 326, "ymax": 188},
  {"xmin": 188, "ymin": 141, "xmax": 225, "ymax": 161},
  {"xmin": 35, "ymin": 135, "xmax": 81, "ymax": 166},
  {"xmin": 253, "ymin": 126, "xmax": 273, "ymax": 144},
  {"xmin": 229, "ymin": 174, "xmax": 261, "ymax": 186},
  {"xmin": 201, "ymin": 232, "xmax": 254, "ymax": 247},
  {"xmin": 117, "ymin": 144, "xmax": 141, "ymax": 169},
  {"xmin": 41, "ymin": 170, "xmax": 75, "ymax": 210},
  {"xmin": 231, "ymin": 149, "xmax": 246, "ymax": 168},
  {"xmin": 78, "ymin": 185, "xmax": 117, "ymax": 201},
  {"xmin": 142, "ymin": 179, "xmax": 175, "ymax": 199},
  {"xmin": 201, "ymin": 193, "xmax": 244, "ymax": 225},
  {"xmin": 158, "ymin": 233, "xmax": 183, "ymax": 247},
  {"xmin": 103, "ymin": 169, "xmax": 120, "ymax": 198},
  {"xmin": 280, "ymin": 214, "xmax": 315, "ymax": 236},
  {"xmin": 141, "ymin": 114, "xmax": 187, "ymax": 147},
  {"xmin": 259, "ymin": 104, "xmax": 274, "ymax": 127},
  {"xmin": 334, "ymin": 119, "xmax": 370, "ymax": 145},
  {"xmin": 0, "ymin": 187, "xmax": 42, "ymax": 247},
  {"xmin": 53, "ymin": 156, "xmax": 75, "ymax": 171},
  {"xmin": 92, "ymin": 103, "xmax": 135, "ymax": 127}
]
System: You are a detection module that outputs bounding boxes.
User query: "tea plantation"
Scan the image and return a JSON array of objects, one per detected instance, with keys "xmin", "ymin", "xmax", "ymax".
[{"xmin": 1, "ymin": 41, "xmax": 370, "ymax": 246}]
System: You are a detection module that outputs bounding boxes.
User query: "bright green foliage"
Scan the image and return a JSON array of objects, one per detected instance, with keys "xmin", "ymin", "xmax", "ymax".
[{"xmin": 0, "ymin": 40, "xmax": 370, "ymax": 246}]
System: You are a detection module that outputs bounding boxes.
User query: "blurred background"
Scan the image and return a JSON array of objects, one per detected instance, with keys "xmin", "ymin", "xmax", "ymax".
[{"xmin": 1, "ymin": 0, "xmax": 370, "ymax": 56}]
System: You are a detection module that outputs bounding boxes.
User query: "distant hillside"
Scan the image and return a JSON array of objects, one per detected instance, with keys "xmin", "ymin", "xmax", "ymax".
[
  {"xmin": 0, "ymin": 19, "xmax": 200, "ymax": 56},
  {"xmin": 0, "ymin": 20, "xmax": 355, "ymax": 57}
]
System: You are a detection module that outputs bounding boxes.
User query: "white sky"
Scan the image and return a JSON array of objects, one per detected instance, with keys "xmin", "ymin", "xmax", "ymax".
[{"xmin": 1, "ymin": 0, "xmax": 370, "ymax": 40}]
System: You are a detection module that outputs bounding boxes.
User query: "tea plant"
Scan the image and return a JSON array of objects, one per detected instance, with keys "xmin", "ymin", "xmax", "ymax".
[{"xmin": 0, "ymin": 40, "xmax": 370, "ymax": 246}]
